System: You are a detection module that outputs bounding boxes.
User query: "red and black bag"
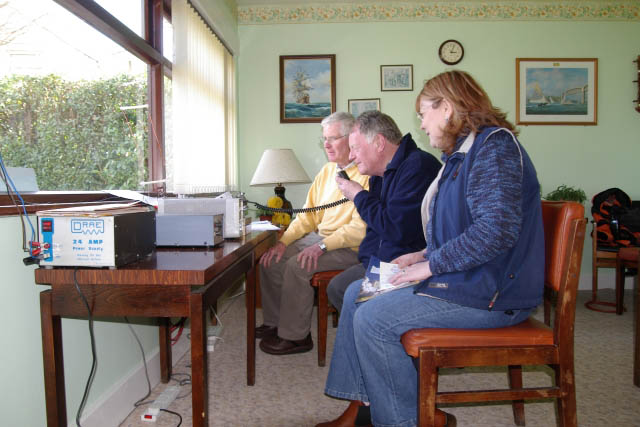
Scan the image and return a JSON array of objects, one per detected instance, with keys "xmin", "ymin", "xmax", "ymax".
[{"xmin": 592, "ymin": 188, "xmax": 640, "ymax": 248}]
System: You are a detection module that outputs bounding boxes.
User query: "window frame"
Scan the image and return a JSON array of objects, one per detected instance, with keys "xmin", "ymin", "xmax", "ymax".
[{"xmin": 0, "ymin": 0, "xmax": 171, "ymax": 215}]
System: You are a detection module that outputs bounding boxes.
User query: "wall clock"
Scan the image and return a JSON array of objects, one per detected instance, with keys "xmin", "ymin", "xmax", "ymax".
[{"xmin": 438, "ymin": 40, "xmax": 464, "ymax": 65}]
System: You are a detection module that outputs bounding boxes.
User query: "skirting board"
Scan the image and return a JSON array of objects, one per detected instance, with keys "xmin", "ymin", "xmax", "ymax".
[{"xmin": 77, "ymin": 331, "xmax": 190, "ymax": 427}]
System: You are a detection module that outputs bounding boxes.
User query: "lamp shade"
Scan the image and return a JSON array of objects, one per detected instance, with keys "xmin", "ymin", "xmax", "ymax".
[{"xmin": 250, "ymin": 149, "xmax": 311, "ymax": 186}]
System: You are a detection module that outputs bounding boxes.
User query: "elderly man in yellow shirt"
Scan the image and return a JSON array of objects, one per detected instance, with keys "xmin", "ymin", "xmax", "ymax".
[{"xmin": 258, "ymin": 111, "xmax": 369, "ymax": 355}]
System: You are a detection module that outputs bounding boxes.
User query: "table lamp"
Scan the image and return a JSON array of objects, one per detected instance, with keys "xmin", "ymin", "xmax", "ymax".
[{"xmin": 250, "ymin": 149, "xmax": 311, "ymax": 213}]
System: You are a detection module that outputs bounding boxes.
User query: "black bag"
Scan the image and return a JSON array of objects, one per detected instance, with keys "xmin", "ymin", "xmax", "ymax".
[{"xmin": 592, "ymin": 188, "xmax": 640, "ymax": 247}]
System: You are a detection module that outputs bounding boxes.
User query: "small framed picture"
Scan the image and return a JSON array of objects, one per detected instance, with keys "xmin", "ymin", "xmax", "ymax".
[
  {"xmin": 280, "ymin": 54, "xmax": 336, "ymax": 123},
  {"xmin": 380, "ymin": 64, "xmax": 413, "ymax": 91},
  {"xmin": 348, "ymin": 98, "xmax": 381, "ymax": 117},
  {"xmin": 515, "ymin": 58, "xmax": 598, "ymax": 125}
]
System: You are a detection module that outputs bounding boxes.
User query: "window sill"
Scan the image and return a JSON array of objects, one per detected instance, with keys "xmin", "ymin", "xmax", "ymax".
[{"xmin": 0, "ymin": 191, "xmax": 134, "ymax": 216}]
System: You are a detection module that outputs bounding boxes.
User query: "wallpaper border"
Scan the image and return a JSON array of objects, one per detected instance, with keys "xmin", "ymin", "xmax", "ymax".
[{"xmin": 238, "ymin": 1, "xmax": 640, "ymax": 25}]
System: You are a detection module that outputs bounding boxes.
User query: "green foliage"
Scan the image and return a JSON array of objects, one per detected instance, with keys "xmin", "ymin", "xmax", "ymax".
[
  {"xmin": 0, "ymin": 74, "xmax": 148, "ymax": 190},
  {"xmin": 544, "ymin": 184, "xmax": 587, "ymax": 203}
]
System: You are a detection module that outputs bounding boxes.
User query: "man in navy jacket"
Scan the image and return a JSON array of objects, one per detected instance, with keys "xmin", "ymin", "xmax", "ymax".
[{"xmin": 327, "ymin": 111, "xmax": 441, "ymax": 311}]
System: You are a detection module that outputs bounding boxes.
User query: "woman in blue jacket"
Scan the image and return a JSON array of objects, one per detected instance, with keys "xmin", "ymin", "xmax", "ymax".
[{"xmin": 316, "ymin": 70, "xmax": 544, "ymax": 427}]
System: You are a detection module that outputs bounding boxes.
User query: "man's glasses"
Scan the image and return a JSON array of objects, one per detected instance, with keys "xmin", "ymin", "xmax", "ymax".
[{"xmin": 319, "ymin": 134, "xmax": 348, "ymax": 145}]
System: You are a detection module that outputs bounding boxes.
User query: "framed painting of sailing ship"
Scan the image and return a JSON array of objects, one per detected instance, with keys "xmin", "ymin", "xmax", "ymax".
[
  {"xmin": 348, "ymin": 98, "xmax": 381, "ymax": 117},
  {"xmin": 380, "ymin": 65, "xmax": 413, "ymax": 91},
  {"xmin": 516, "ymin": 58, "xmax": 598, "ymax": 125},
  {"xmin": 280, "ymin": 54, "xmax": 336, "ymax": 123}
]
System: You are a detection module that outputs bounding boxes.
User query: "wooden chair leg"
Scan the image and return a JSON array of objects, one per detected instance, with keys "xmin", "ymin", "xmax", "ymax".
[
  {"xmin": 417, "ymin": 350, "xmax": 439, "ymax": 427},
  {"xmin": 615, "ymin": 257, "xmax": 625, "ymax": 315},
  {"xmin": 317, "ymin": 281, "xmax": 329, "ymax": 367},
  {"xmin": 508, "ymin": 365, "xmax": 525, "ymax": 426},
  {"xmin": 555, "ymin": 363, "xmax": 578, "ymax": 427}
]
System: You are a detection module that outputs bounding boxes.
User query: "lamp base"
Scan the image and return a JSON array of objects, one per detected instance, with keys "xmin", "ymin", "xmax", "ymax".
[{"xmin": 274, "ymin": 185, "xmax": 292, "ymax": 212}]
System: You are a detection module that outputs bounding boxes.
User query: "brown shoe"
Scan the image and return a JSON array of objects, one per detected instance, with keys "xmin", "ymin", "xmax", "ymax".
[
  {"xmin": 259, "ymin": 333, "xmax": 313, "ymax": 355},
  {"xmin": 315, "ymin": 400, "xmax": 368, "ymax": 427},
  {"xmin": 255, "ymin": 324, "xmax": 277, "ymax": 339}
]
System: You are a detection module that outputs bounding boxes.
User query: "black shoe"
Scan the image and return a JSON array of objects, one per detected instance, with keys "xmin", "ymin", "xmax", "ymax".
[
  {"xmin": 259, "ymin": 333, "xmax": 313, "ymax": 355},
  {"xmin": 255, "ymin": 324, "xmax": 277, "ymax": 339}
]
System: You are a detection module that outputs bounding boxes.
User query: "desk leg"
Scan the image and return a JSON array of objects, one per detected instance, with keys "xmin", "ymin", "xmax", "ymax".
[
  {"xmin": 246, "ymin": 263, "xmax": 257, "ymax": 386},
  {"xmin": 634, "ymin": 273, "xmax": 639, "ymax": 387},
  {"xmin": 190, "ymin": 292, "xmax": 208, "ymax": 427},
  {"xmin": 159, "ymin": 318, "xmax": 172, "ymax": 383},
  {"xmin": 40, "ymin": 290, "xmax": 67, "ymax": 427}
]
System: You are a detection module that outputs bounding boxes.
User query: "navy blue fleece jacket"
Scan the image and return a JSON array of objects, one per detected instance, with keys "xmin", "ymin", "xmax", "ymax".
[{"xmin": 354, "ymin": 133, "xmax": 441, "ymax": 267}]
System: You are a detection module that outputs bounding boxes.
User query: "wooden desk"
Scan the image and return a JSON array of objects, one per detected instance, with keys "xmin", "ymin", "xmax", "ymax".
[
  {"xmin": 635, "ymin": 265, "xmax": 640, "ymax": 387},
  {"xmin": 35, "ymin": 230, "xmax": 276, "ymax": 427}
]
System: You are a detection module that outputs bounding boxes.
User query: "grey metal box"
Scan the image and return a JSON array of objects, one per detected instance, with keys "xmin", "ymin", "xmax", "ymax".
[{"xmin": 155, "ymin": 214, "xmax": 223, "ymax": 247}]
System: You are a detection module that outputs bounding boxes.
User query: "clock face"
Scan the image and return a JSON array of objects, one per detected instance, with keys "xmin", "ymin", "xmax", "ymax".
[{"xmin": 439, "ymin": 40, "xmax": 464, "ymax": 65}]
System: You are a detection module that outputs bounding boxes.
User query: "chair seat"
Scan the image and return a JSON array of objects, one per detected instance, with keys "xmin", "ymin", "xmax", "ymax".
[
  {"xmin": 311, "ymin": 270, "xmax": 345, "ymax": 285},
  {"xmin": 402, "ymin": 318, "xmax": 553, "ymax": 358},
  {"xmin": 619, "ymin": 247, "xmax": 640, "ymax": 262}
]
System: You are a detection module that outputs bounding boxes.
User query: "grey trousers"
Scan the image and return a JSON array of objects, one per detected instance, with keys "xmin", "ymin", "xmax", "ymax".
[
  {"xmin": 260, "ymin": 232, "xmax": 359, "ymax": 341},
  {"xmin": 327, "ymin": 263, "xmax": 366, "ymax": 312}
]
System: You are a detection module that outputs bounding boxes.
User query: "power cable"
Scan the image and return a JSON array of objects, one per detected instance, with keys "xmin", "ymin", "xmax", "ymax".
[{"xmin": 73, "ymin": 268, "xmax": 98, "ymax": 427}]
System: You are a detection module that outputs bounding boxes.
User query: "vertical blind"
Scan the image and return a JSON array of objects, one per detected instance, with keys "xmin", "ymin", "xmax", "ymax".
[{"xmin": 170, "ymin": 0, "xmax": 236, "ymax": 194}]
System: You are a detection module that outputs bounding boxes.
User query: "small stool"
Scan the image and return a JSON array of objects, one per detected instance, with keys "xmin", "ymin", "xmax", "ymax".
[
  {"xmin": 615, "ymin": 247, "xmax": 640, "ymax": 315},
  {"xmin": 310, "ymin": 270, "xmax": 342, "ymax": 366}
]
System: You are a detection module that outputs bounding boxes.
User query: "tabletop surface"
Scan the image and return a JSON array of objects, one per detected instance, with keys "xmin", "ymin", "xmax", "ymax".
[{"xmin": 34, "ymin": 231, "xmax": 274, "ymax": 286}]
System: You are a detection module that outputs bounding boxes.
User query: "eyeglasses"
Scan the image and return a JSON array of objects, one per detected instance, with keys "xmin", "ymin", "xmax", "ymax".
[
  {"xmin": 319, "ymin": 134, "xmax": 348, "ymax": 144},
  {"xmin": 417, "ymin": 99, "xmax": 443, "ymax": 120}
]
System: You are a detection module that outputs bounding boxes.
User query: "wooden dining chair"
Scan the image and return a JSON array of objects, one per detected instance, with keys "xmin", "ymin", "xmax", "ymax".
[
  {"xmin": 310, "ymin": 270, "xmax": 342, "ymax": 366},
  {"xmin": 586, "ymin": 221, "xmax": 620, "ymax": 313},
  {"xmin": 401, "ymin": 201, "xmax": 587, "ymax": 427},
  {"xmin": 614, "ymin": 246, "xmax": 640, "ymax": 315}
]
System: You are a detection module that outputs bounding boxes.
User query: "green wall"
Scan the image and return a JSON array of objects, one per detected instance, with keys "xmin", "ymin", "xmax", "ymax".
[
  {"xmin": 0, "ymin": 216, "xmax": 159, "ymax": 426},
  {"xmin": 238, "ymin": 19, "xmax": 640, "ymax": 289}
]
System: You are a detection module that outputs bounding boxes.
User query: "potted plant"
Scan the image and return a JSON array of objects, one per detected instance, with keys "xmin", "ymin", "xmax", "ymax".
[{"xmin": 544, "ymin": 184, "xmax": 587, "ymax": 204}]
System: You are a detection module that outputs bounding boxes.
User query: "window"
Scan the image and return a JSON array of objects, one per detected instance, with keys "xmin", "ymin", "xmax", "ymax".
[
  {"xmin": 94, "ymin": 0, "xmax": 143, "ymax": 37},
  {"xmin": 0, "ymin": 0, "xmax": 235, "ymax": 209},
  {"xmin": 0, "ymin": 0, "xmax": 149, "ymax": 190}
]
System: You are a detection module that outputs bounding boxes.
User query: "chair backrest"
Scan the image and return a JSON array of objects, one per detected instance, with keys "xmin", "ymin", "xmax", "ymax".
[{"xmin": 541, "ymin": 201, "xmax": 587, "ymax": 344}]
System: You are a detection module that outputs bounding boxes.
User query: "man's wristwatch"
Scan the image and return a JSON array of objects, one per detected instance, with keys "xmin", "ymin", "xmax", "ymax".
[{"xmin": 318, "ymin": 242, "xmax": 328, "ymax": 253}]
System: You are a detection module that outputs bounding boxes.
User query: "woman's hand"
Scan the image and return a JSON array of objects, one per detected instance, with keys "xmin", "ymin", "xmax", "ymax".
[
  {"xmin": 392, "ymin": 250, "xmax": 425, "ymax": 269},
  {"xmin": 390, "ymin": 261, "xmax": 432, "ymax": 285},
  {"xmin": 336, "ymin": 176, "xmax": 363, "ymax": 201}
]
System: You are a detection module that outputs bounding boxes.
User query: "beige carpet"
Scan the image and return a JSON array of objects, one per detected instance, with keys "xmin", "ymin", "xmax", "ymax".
[{"xmin": 121, "ymin": 288, "xmax": 640, "ymax": 427}]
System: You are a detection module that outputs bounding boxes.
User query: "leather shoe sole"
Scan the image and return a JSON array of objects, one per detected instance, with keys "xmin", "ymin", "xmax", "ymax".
[
  {"xmin": 259, "ymin": 333, "xmax": 313, "ymax": 355},
  {"xmin": 255, "ymin": 324, "xmax": 277, "ymax": 339}
]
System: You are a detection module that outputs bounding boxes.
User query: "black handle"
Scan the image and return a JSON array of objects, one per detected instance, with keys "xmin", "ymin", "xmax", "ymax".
[{"xmin": 337, "ymin": 170, "xmax": 350, "ymax": 180}]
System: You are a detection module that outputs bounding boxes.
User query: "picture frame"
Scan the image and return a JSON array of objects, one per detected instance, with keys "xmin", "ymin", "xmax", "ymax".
[
  {"xmin": 280, "ymin": 54, "xmax": 336, "ymax": 123},
  {"xmin": 516, "ymin": 58, "xmax": 598, "ymax": 125},
  {"xmin": 348, "ymin": 98, "xmax": 381, "ymax": 117},
  {"xmin": 380, "ymin": 64, "xmax": 413, "ymax": 91}
]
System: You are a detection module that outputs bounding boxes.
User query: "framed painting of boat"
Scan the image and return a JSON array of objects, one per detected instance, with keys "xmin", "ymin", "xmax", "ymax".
[
  {"xmin": 516, "ymin": 58, "xmax": 598, "ymax": 125},
  {"xmin": 280, "ymin": 54, "xmax": 336, "ymax": 123}
]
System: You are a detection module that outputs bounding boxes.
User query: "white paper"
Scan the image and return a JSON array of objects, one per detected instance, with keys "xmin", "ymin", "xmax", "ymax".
[
  {"xmin": 250, "ymin": 221, "xmax": 281, "ymax": 231},
  {"xmin": 103, "ymin": 190, "xmax": 158, "ymax": 207}
]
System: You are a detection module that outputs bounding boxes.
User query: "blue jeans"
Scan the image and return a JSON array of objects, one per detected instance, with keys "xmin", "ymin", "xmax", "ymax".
[{"xmin": 324, "ymin": 280, "xmax": 532, "ymax": 427}]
